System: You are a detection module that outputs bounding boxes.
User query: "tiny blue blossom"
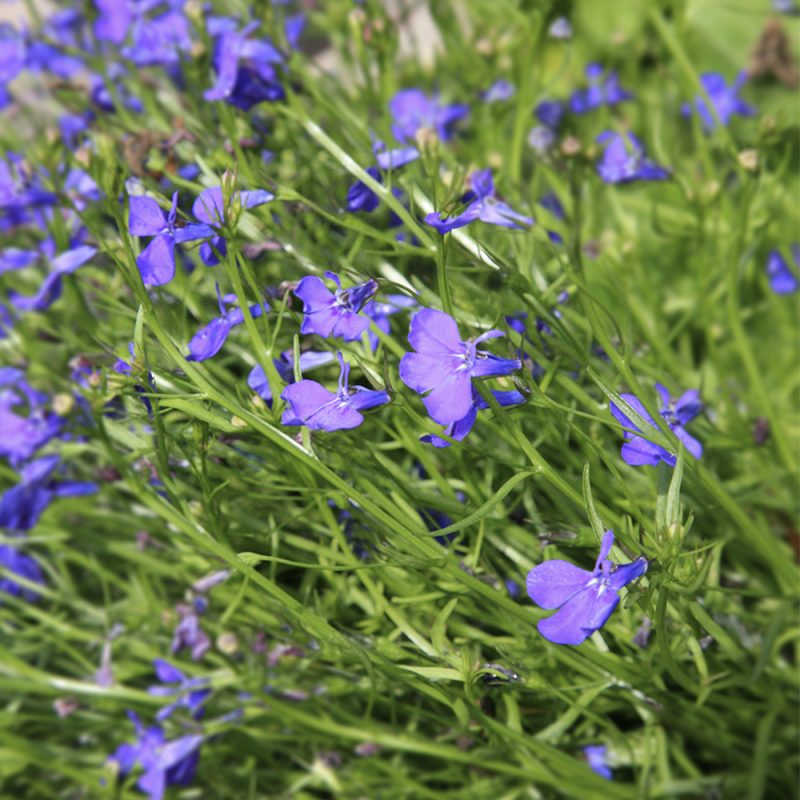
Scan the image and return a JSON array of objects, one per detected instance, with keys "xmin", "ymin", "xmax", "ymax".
[
  {"xmin": 596, "ymin": 132, "xmax": 670, "ymax": 184},
  {"xmin": 388, "ymin": 88, "xmax": 469, "ymax": 143},
  {"xmin": 294, "ymin": 272, "xmax": 378, "ymax": 341},
  {"xmin": 399, "ymin": 308, "xmax": 521, "ymax": 425},
  {"xmin": 682, "ymin": 72, "xmax": 755, "ymax": 131},
  {"xmin": 766, "ymin": 245, "xmax": 799, "ymax": 294},
  {"xmin": 248, "ymin": 349, "xmax": 335, "ymax": 406},
  {"xmin": 583, "ymin": 745, "xmax": 612, "ymax": 780},
  {"xmin": 526, "ymin": 530, "xmax": 648, "ymax": 645},
  {"xmin": 425, "ymin": 169, "xmax": 533, "ymax": 234},
  {"xmin": 570, "ymin": 63, "xmax": 633, "ymax": 114},
  {"xmin": 281, "ymin": 353, "xmax": 390, "ymax": 431},
  {"xmin": 610, "ymin": 384, "xmax": 703, "ymax": 467}
]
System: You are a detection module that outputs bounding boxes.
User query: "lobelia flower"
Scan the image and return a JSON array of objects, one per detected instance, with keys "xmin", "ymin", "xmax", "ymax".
[
  {"xmin": 766, "ymin": 245, "xmax": 799, "ymax": 294},
  {"xmin": 186, "ymin": 289, "xmax": 266, "ymax": 362},
  {"xmin": 281, "ymin": 353, "xmax": 390, "ymax": 432},
  {"xmin": 570, "ymin": 63, "xmax": 633, "ymax": 114},
  {"xmin": 128, "ymin": 192, "xmax": 212, "ymax": 286},
  {"xmin": 248, "ymin": 349, "xmax": 334, "ymax": 406},
  {"xmin": 172, "ymin": 602, "xmax": 211, "ymax": 661},
  {"xmin": 0, "ymin": 544, "xmax": 44, "ymax": 602},
  {"xmin": 388, "ymin": 88, "xmax": 469, "ymax": 143},
  {"xmin": 204, "ymin": 22, "xmax": 285, "ymax": 110},
  {"xmin": 148, "ymin": 659, "xmax": 210, "ymax": 722},
  {"xmin": 421, "ymin": 387, "xmax": 526, "ymax": 448},
  {"xmin": 535, "ymin": 100, "xmax": 565, "ymax": 131},
  {"xmin": 526, "ymin": 530, "xmax": 648, "ymax": 645},
  {"xmin": 25, "ymin": 9, "xmax": 86, "ymax": 79},
  {"xmin": 548, "ymin": 17, "xmax": 573, "ymax": 39},
  {"xmin": 583, "ymin": 745, "xmax": 612, "ymax": 780},
  {"xmin": 528, "ymin": 125, "xmax": 556, "ymax": 155},
  {"xmin": 362, "ymin": 293, "xmax": 417, "ymax": 351},
  {"xmin": 399, "ymin": 308, "xmax": 521, "ymax": 425},
  {"xmin": 345, "ymin": 142, "xmax": 419, "ymax": 214},
  {"xmin": 596, "ymin": 132, "xmax": 669, "ymax": 184},
  {"xmin": 109, "ymin": 710, "xmax": 203, "ymax": 800},
  {"xmin": 0, "ymin": 24, "xmax": 26, "ymax": 109},
  {"xmin": 0, "ymin": 455, "xmax": 96, "ymax": 532},
  {"xmin": 294, "ymin": 272, "xmax": 378, "ymax": 341},
  {"xmin": 8, "ymin": 245, "xmax": 97, "ymax": 313},
  {"xmin": 94, "ymin": 0, "xmax": 135, "ymax": 44},
  {"xmin": 122, "ymin": 8, "xmax": 193, "ymax": 67},
  {"xmin": 424, "ymin": 169, "xmax": 533, "ymax": 234},
  {"xmin": 481, "ymin": 79, "xmax": 515, "ymax": 103},
  {"xmin": 285, "ymin": 13, "xmax": 306, "ymax": 50},
  {"xmin": 114, "ymin": 342, "xmax": 155, "ymax": 414},
  {"xmin": 0, "ymin": 371, "xmax": 63, "ymax": 466},
  {"xmin": 191, "ymin": 186, "xmax": 274, "ymax": 266},
  {"xmin": 610, "ymin": 384, "xmax": 703, "ymax": 467},
  {"xmin": 682, "ymin": 72, "xmax": 755, "ymax": 131}
]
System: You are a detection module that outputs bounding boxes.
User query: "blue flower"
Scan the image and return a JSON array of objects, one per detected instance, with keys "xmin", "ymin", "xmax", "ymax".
[
  {"xmin": 0, "ymin": 455, "xmax": 96, "ymax": 532},
  {"xmin": 122, "ymin": 8, "xmax": 192, "ymax": 67},
  {"xmin": 766, "ymin": 245, "xmax": 799, "ymax": 294},
  {"xmin": 596, "ymin": 132, "xmax": 669, "ymax": 184},
  {"xmin": 94, "ymin": 0, "xmax": 135, "ymax": 44},
  {"xmin": 191, "ymin": 186, "xmax": 274, "ymax": 266},
  {"xmin": 526, "ymin": 531, "xmax": 648, "ymax": 645},
  {"xmin": 534, "ymin": 100, "xmax": 565, "ymax": 130},
  {"xmin": 0, "ymin": 544, "xmax": 44, "ymax": 602},
  {"xmin": 248, "ymin": 349, "xmax": 335, "ymax": 406},
  {"xmin": 570, "ymin": 64, "xmax": 633, "ymax": 114},
  {"xmin": 0, "ymin": 24, "xmax": 26, "ymax": 109},
  {"xmin": 294, "ymin": 272, "xmax": 378, "ymax": 341},
  {"xmin": 399, "ymin": 308, "xmax": 521, "ymax": 425},
  {"xmin": 129, "ymin": 192, "xmax": 212, "ymax": 286},
  {"xmin": 482, "ymin": 79, "xmax": 515, "ymax": 103},
  {"xmin": 610, "ymin": 384, "xmax": 703, "ymax": 467},
  {"xmin": 204, "ymin": 23, "xmax": 285, "ymax": 110},
  {"xmin": 148, "ymin": 659, "xmax": 210, "ymax": 722},
  {"xmin": 186, "ymin": 289, "xmax": 266, "ymax": 362},
  {"xmin": 110, "ymin": 710, "xmax": 203, "ymax": 800},
  {"xmin": 421, "ymin": 387, "xmax": 525, "ymax": 448},
  {"xmin": 682, "ymin": 72, "xmax": 754, "ymax": 131},
  {"xmin": 9, "ymin": 245, "xmax": 96, "ymax": 312},
  {"xmin": 548, "ymin": 17, "xmax": 573, "ymax": 39},
  {"xmin": 388, "ymin": 88, "xmax": 469, "ymax": 143},
  {"xmin": 583, "ymin": 745, "xmax": 612, "ymax": 780},
  {"xmin": 0, "ymin": 369, "xmax": 62, "ymax": 466},
  {"xmin": 281, "ymin": 353, "xmax": 390, "ymax": 431},
  {"xmin": 425, "ymin": 169, "xmax": 533, "ymax": 234}
]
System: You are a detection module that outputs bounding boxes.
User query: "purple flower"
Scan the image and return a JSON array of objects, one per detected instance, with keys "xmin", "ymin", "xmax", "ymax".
[
  {"xmin": 596, "ymin": 132, "xmax": 669, "ymax": 184},
  {"xmin": 527, "ymin": 125, "xmax": 556, "ymax": 155},
  {"xmin": 191, "ymin": 186, "xmax": 274, "ymax": 266},
  {"xmin": 526, "ymin": 530, "xmax": 648, "ymax": 645},
  {"xmin": 399, "ymin": 308, "xmax": 521, "ymax": 425},
  {"xmin": 0, "ymin": 371, "xmax": 62, "ymax": 466},
  {"xmin": 425, "ymin": 169, "xmax": 533, "ymax": 234},
  {"xmin": 0, "ymin": 24, "xmax": 26, "ymax": 109},
  {"xmin": 766, "ymin": 245, "xmax": 799, "ymax": 294},
  {"xmin": 610, "ymin": 384, "xmax": 703, "ymax": 468},
  {"xmin": 0, "ymin": 455, "xmax": 96, "ymax": 532},
  {"xmin": 9, "ymin": 245, "xmax": 96, "ymax": 312},
  {"xmin": 148, "ymin": 659, "xmax": 210, "ymax": 722},
  {"xmin": 362, "ymin": 293, "xmax": 417, "ymax": 351},
  {"xmin": 482, "ymin": 79, "xmax": 515, "ymax": 103},
  {"xmin": 122, "ymin": 9, "xmax": 193, "ymax": 67},
  {"xmin": 682, "ymin": 72, "xmax": 755, "ymax": 131},
  {"xmin": 388, "ymin": 88, "xmax": 469, "ymax": 143},
  {"xmin": 94, "ymin": 0, "xmax": 135, "ymax": 44},
  {"xmin": 294, "ymin": 272, "xmax": 378, "ymax": 341},
  {"xmin": 534, "ymin": 100, "xmax": 565, "ymax": 130},
  {"xmin": 204, "ymin": 23, "xmax": 285, "ymax": 110},
  {"xmin": 583, "ymin": 745, "xmax": 612, "ymax": 780},
  {"xmin": 281, "ymin": 353, "xmax": 390, "ymax": 432},
  {"xmin": 186, "ymin": 290, "xmax": 266, "ymax": 362},
  {"xmin": 285, "ymin": 13, "xmax": 306, "ymax": 50},
  {"xmin": 128, "ymin": 192, "xmax": 211, "ymax": 286},
  {"xmin": 548, "ymin": 17, "xmax": 573, "ymax": 39},
  {"xmin": 110, "ymin": 710, "xmax": 203, "ymax": 800},
  {"xmin": 0, "ymin": 544, "xmax": 44, "ymax": 602},
  {"xmin": 570, "ymin": 63, "xmax": 633, "ymax": 114},
  {"xmin": 421, "ymin": 387, "xmax": 525, "ymax": 448},
  {"xmin": 171, "ymin": 604, "xmax": 211, "ymax": 662},
  {"xmin": 346, "ymin": 166, "xmax": 382, "ymax": 213},
  {"xmin": 248, "ymin": 349, "xmax": 334, "ymax": 406}
]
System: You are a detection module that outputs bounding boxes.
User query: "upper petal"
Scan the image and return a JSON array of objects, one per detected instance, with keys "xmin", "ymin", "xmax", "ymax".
[{"xmin": 526, "ymin": 559, "xmax": 592, "ymax": 610}]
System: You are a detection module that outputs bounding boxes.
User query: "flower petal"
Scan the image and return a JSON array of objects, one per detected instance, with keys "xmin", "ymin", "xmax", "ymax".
[{"xmin": 526, "ymin": 559, "xmax": 593, "ymax": 610}]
